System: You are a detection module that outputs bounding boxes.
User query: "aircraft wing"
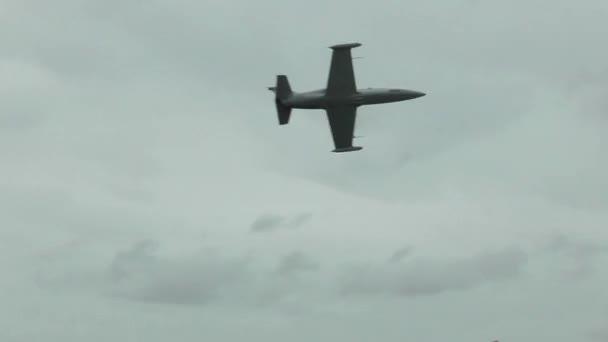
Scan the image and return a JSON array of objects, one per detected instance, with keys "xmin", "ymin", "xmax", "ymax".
[
  {"xmin": 326, "ymin": 43, "xmax": 361, "ymax": 96},
  {"xmin": 325, "ymin": 105, "xmax": 363, "ymax": 152}
]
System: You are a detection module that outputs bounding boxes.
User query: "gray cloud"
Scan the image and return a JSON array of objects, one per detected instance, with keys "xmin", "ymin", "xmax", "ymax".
[
  {"xmin": 250, "ymin": 214, "xmax": 285, "ymax": 232},
  {"xmin": 545, "ymin": 234, "xmax": 608, "ymax": 258},
  {"xmin": 290, "ymin": 212, "xmax": 314, "ymax": 227},
  {"xmin": 541, "ymin": 234, "xmax": 608, "ymax": 277},
  {"xmin": 387, "ymin": 246, "xmax": 414, "ymax": 263},
  {"xmin": 339, "ymin": 247, "xmax": 528, "ymax": 297},
  {"xmin": 36, "ymin": 240, "xmax": 530, "ymax": 307},
  {"xmin": 276, "ymin": 252, "xmax": 320, "ymax": 276},
  {"xmin": 97, "ymin": 241, "xmax": 324, "ymax": 308},
  {"xmin": 250, "ymin": 212, "xmax": 312, "ymax": 233},
  {"xmin": 590, "ymin": 329, "xmax": 608, "ymax": 342},
  {"xmin": 107, "ymin": 240, "xmax": 253, "ymax": 305},
  {"xmin": 3, "ymin": 0, "xmax": 608, "ymax": 341},
  {"xmin": 32, "ymin": 241, "xmax": 534, "ymax": 319}
]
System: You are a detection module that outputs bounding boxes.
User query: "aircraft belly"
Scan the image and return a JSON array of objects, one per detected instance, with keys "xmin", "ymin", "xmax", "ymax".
[
  {"xmin": 270, "ymin": 42, "xmax": 426, "ymax": 152},
  {"xmin": 288, "ymin": 97, "xmax": 324, "ymax": 109},
  {"xmin": 362, "ymin": 94, "xmax": 398, "ymax": 105},
  {"xmin": 351, "ymin": 94, "xmax": 381, "ymax": 105},
  {"xmin": 350, "ymin": 94, "xmax": 365, "ymax": 105}
]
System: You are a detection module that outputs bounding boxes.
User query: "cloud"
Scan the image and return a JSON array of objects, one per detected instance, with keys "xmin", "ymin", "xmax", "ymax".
[
  {"xmin": 276, "ymin": 251, "xmax": 320, "ymax": 276},
  {"xmin": 338, "ymin": 246, "xmax": 528, "ymax": 297},
  {"xmin": 37, "ymin": 238, "xmax": 529, "ymax": 308},
  {"xmin": 2, "ymin": 0, "xmax": 608, "ymax": 341},
  {"xmin": 590, "ymin": 329, "xmax": 608, "ymax": 342},
  {"xmin": 540, "ymin": 234, "xmax": 608, "ymax": 278},
  {"xmin": 250, "ymin": 214, "xmax": 285, "ymax": 232},
  {"xmin": 387, "ymin": 246, "xmax": 414, "ymax": 263},
  {"xmin": 250, "ymin": 212, "xmax": 312, "ymax": 233},
  {"xmin": 106, "ymin": 240, "xmax": 252, "ymax": 305},
  {"xmin": 545, "ymin": 234, "xmax": 608, "ymax": 258}
]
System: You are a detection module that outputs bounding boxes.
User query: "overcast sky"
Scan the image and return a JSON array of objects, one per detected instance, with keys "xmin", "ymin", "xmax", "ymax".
[{"xmin": 1, "ymin": 0, "xmax": 608, "ymax": 341}]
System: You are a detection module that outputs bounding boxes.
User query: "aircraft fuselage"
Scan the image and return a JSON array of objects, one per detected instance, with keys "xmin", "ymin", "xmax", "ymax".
[
  {"xmin": 269, "ymin": 42, "xmax": 426, "ymax": 152},
  {"xmin": 283, "ymin": 87, "xmax": 425, "ymax": 109}
]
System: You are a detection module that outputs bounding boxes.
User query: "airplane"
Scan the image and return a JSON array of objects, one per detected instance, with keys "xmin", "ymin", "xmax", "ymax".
[{"xmin": 268, "ymin": 42, "xmax": 426, "ymax": 152}]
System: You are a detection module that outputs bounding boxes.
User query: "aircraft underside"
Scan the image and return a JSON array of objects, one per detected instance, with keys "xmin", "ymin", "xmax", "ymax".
[{"xmin": 269, "ymin": 43, "xmax": 425, "ymax": 152}]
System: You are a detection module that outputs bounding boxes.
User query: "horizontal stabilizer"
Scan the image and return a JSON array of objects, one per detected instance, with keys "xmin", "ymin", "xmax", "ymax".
[
  {"xmin": 272, "ymin": 75, "xmax": 293, "ymax": 125},
  {"xmin": 275, "ymin": 99, "xmax": 291, "ymax": 125},
  {"xmin": 329, "ymin": 42, "xmax": 362, "ymax": 49},
  {"xmin": 332, "ymin": 146, "xmax": 363, "ymax": 153}
]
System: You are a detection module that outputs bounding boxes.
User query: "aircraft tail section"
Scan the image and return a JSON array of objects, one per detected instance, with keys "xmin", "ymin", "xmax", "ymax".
[
  {"xmin": 275, "ymin": 75, "xmax": 292, "ymax": 100},
  {"xmin": 274, "ymin": 98, "xmax": 292, "ymax": 125},
  {"xmin": 269, "ymin": 75, "xmax": 293, "ymax": 125}
]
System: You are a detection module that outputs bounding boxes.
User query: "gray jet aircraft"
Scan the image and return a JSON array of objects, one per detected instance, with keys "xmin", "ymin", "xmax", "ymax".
[{"xmin": 268, "ymin": 42, "xmax": 426, "ymax": 152}]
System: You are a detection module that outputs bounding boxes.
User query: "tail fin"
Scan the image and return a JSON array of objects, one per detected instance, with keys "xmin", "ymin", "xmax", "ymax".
[
  {"xmin": 270, "ymin": 75, "xmax": 293, "ymax": 125},
  {"xmin": 275, "ymin": 75, "xmax": 292, "ymax": 100}
]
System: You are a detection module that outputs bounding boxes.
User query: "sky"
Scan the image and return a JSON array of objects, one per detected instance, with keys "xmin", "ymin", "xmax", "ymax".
[{"xmin": 1, "ymin": 0, "xmax": 608, "ymax": 341}]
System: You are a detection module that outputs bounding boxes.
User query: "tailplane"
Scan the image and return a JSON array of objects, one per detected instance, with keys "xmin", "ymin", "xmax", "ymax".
[{"xmin": 268, "ymin": 75, "xmax": 293, "ymax": 125}]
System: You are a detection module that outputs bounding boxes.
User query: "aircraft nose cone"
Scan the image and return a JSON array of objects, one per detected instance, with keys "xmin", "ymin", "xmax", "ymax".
[{"xmin": 409, "ymin": 90, "xmax": 425, "ymax": 99}]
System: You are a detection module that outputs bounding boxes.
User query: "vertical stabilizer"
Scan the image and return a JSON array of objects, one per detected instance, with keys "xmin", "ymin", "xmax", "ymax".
[{"xmin": 275, "ymin": 75, "xmax": 292, "ymax": 100}]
